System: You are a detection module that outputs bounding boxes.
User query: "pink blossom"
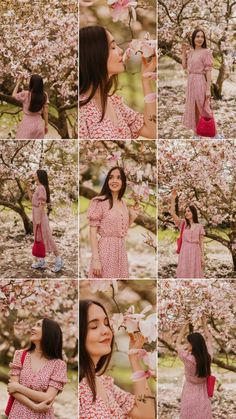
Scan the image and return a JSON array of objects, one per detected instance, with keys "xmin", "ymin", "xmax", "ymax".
[{"xmin": 107, "ymin": 0, "xmax": 138, "ymax": 23}]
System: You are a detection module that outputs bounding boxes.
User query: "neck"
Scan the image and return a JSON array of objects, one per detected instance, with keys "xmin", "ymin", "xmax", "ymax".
[
  {"xmin": 195, "ymin": 45, "xmax": 202, "ymax": 50},
  {"xmin": 111, "ymin": 192, "xmax": 119, "ymax": 201},
  {"xmin": 92, "ymin": 356, "xmax": 100, "ymax": 370}
]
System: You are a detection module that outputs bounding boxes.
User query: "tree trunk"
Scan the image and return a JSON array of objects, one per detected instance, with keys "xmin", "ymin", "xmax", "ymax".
[
  {"xmin": 213, "ymin": 60, "xmax": 225, "ymax": 99},
  {"xmin": 231, "ymin": 248, "xmax": 236, "ymax": 272},
  {"xmin": 0, "ymin": 200, "xmax": 32, "ymax": 234},
  {"xmin": 58, "ymin": 109, "xmax": 69, "ymax": 139}
]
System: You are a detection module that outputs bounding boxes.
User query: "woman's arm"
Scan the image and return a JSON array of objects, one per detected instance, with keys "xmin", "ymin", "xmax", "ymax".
[
  {"xmin": 8, "ymin": 381, "xmax": 58, "ymax": 403},
  {"xmin": 176, "ymin": 321, "xmax": 189, "ymax": 350},
  {"xmin": 205, "ymin": 70, "xmax": 211, "ymax": 99},
  {"xmin": 89, "ymin": 226, "xmax": 102, "ymax": 277},
  {"xmin": 128, "ymin": 207, "xmax": 138, "ymax": 226},
  {"xmin": 202, "ymin": 315, "xmax": 212, "ymax": 344},
  {"xmin": 200, "ymin": 234, "xmax": 205, "ymax": 269},
  {"xmin": 43, "ymin": 104, "xmax": 49, "ymax": 134},
  {"xmin": 128, "ymin": 333, "xmax": 155, "ymax": 419},
  {"xmin": 181, "ymin": 44, "xmax": 190, "ymax": 70},
  {"xmin": 34, "ymin": 203, "xmax": 45, "ymax": 225},
  {"xmin": 170, "ymin": 189, "xmax": 180, "ymax": 225},
  {"xmin": 138, "ymin": 56, "xmax": 156, "ymax": 139},
  {"xmin": 12, "ymin": 76, "xmax": 23, "ymax": 99}
]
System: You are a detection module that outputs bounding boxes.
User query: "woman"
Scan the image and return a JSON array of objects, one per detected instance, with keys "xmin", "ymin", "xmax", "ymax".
[
  {"xmin": 170, "ymin": 189, "xmax": 205, "ymax": 278},
  {"xmin": 27, "ymin": 169, "xmax": 63, "ymax": 272},
  {"xmin": 7, "ymin": 318, "xmax": 67, "ymax": 418},
  {"xmin": 87, "ymin": 166, "xmax": 138, "ymax": 278},
  {"xmin": 79, "ymin": 299, "xmax": 155, "ymax": 419},
  {"xmin": 12, "ymin": 74, "xmax": 48, "ymax": 139},
  {"xmin": 176, "ymin": 315, "xmax": 213, "ymax": 419},
  {"xmin": 182, "ymin": 28, "xmax": 222, "ymax": 139},
  {"xmin": 79, "ymin": 26, "xmax": 156, "ymax": 139}
]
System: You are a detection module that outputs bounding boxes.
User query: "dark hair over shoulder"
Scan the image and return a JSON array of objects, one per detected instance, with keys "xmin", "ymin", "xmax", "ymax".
[
  {"xmin": 29, "ymin": 318, "xmax": 63, "ymax": 360},
  {"xmin": 28, "ymin": 74, "xmax": 47, "ymax": 112},
  {"xmin": 95, "ymin": 166, "xmax": 126, "ymax": 209},
  {"xmin": 79, "ymin": 26, "xmax": 118, "ymax": 121},
  {"xmin": 187, "ymin": 332, "xmax": 211, "ymax": 377},
  {"xmin": 79, "ymin": 299, "xmax": 114, "ymax": 401}
]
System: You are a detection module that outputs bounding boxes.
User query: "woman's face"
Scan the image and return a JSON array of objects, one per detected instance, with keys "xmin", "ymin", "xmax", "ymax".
[
  {"xmin": 185, "ymin": 207, "xmax": 193, "ymax": 220},
  {"xmin": 30, "ymin": 319, "xmax": 43, "ymax": 343},
  {"xmin": 33, "ymin": 171, "xmax": 39, "ymax": 182},
  {"xmin": 194, "ymin": 31, "xmax": 205, "ymax": 48},
  {"xmin": 108, "ymin": 169, "xmax": 123, "ymax": 193},
  {"xmin": 106, "ymin": 31, "xmax": 124, "ymax": 76},
  {"xmin": 186, "ymin": 340, "xmax": 192, "ymax": 352},
  {"xmin": 86, "ymin": 304, "xmax": 113, "ymax": 364}
]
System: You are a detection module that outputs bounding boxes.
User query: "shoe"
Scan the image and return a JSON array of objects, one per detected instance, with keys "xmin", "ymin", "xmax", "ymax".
[
  {"xmin": 213, "ymin": 133, "xmax": 224, "ymax": 139},
  {"xmin": 193, "ymin": 135, "xmax": 201, "ymax": 139},
  {"xmin": 31, "ymin": 259, "xmax": 46, "ymax": 269},
  {"xmin": 52, "ymin": 257, "xmax": 64, "ymax": 273}
]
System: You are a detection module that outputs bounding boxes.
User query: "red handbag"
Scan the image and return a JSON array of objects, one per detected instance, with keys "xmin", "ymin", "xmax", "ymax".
[
  {"xmin": 32, "ymin": 224, "xmax": 46, "ymax": 258},
  {"xmin": 176, "ymin": 221, "xmax": 185, "ymax": 254},
  {"xmin": 196, "ymin": 98, "xmax": 216, "ymax": 138},
  {"xmin": 207, "ymin": 375, "xmax": 216, "ymax": 397},
  {"xmin": 5, "ymin": 351, "xmax": 27, "ymax": 416}
]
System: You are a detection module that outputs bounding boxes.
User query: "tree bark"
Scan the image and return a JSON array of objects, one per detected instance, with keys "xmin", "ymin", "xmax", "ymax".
[{"xmin": 0, "ymin": 200, "xmax": 32, "ymax": 234}]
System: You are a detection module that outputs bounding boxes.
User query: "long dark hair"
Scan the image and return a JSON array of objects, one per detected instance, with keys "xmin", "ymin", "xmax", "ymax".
[
  {"xmin": 95, "ymin": 166, "xmax": 126, "ymax": 209},
  {"xmin": 29, "ymin": 318, "xmax": 63, "ymax": 360},
  {"xmin": 79, "ymin": 26, "xmax": 118, "ymax": 121},
  {"xmin": 79, "ymin": 299, "xmax": 114, "ymax": 401},
  {"xmin": 192, "ymin": 29, "xmax": 207, "ymax": 49},
  {"xmin": 185, "ymin": 205, "xmax": 198, "ymax": 228},
  {"xmin": 36, "ymin": 169, "xmax": 51, "ymax": 214},
  {"xmin": 28, "ymin": 74, "xmax": 47, "ymax": 112},
  {"xmin": 187, "ymin": 332, "xmax": 211, "ymax": 377}
]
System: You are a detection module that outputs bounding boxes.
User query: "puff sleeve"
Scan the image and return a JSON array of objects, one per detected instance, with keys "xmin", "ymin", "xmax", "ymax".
[
  {"xmin": 87, "ymin": 198, "xmax": 103, "ymax": 227},
  {"xmin": 9, "ymin": 349, "xmax": 25, "ymax": 376},
  {"xmin": 203, "ymin": 49, "xmax": 213, "ymax": 71},
  {"xmin": 113, "ymin": 95, "xmax": 144, "ymax": 139},
  {"xmin": 48, "ymin": 359, "xmax": 68, "ymax": 391},
  {"xmin": 15, "ymin": 90, "xmax": 28, "ymax": 103},
  {"xmin": 199, "ymin": 224, "xmax": 205, "ymax": 236}
]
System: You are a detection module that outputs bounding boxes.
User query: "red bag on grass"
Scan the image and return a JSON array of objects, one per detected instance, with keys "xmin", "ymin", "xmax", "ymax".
[
  {"xmin": 5, "ymin": 351, "xmax": 27, "ymax": 416},
  {"xmin": 176, "ymin": 221, "xmax": 185, "ymax": 254},
  {"xmin": 32, "ymin": 224, "xmax": 46, "ymax": 258}
]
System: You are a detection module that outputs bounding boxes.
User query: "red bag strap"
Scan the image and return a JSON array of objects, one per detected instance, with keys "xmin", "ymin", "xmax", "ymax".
[
  {"xmin": 35, "ymin": 224, "xmax": 42, "ymax": 240},
  {"xmin": 20, "ymin": 350, "xmax": 27, "ymax": 365},
  {"xmin": 180, "ymin": 220, "xmax": 185, "ymax": 237}
]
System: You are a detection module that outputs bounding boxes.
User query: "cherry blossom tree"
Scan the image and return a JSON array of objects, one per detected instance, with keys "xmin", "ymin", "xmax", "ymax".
[
  {"xmin": 158, "ymin": 140, "xmax": 236, "ymax": 271},
  {"xmin": 159, "ymin": 280, "xmax": 236, "ymax": 373},
  {"xmin": 158, "ymin": 0, "xmax": 236, "ymax": 97},
  {"xmin": 0, "ymin": 0, "xmax": 78, "ymax": 138},
  {"xmin": 0, "ymin": 280, "xmax": 78, "ymax": 383},
  {"xmin": 0, "ymin": 140, "xmax": 78, "ymax": 234}
]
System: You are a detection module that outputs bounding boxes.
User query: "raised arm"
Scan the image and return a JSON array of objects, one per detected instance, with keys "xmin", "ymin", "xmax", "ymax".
[
  {"xmin": 176, "ymin": 321, "xmax": 189, "ymax": 351},
  {"xmin": 170, "ymin": 189, "xmax": 180, "ymax": 225},
  {"xmin": 12, "ymin": 76, "xmax": 23, "ymax": 99},
  {"xmin": 128, "ymin": 333, "xmax": 155, "ymax": 419},
  {"xmin": 43, "ymin": 103, "xmax": 49, "ymax": 135},
  {"xmin": 202, "ymin": 315, "xmax": 213, "ymax": 357},
  {"xmin": 181, "ymin": 44, "xmax": 190, "ymax": 70}
]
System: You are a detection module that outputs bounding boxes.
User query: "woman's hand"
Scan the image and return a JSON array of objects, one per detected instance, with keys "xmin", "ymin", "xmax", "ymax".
[
  {"xmin": 201, "ymin": 255, "xmax": 205, "ymax": 269},
  {"xmin": 181, "ymin": 43, "xmax": 190, "ymax": 54},
  {"xmin": 141, "ymin": 55, "xmax": 156, "ymax": 79},
  {"xmin": 92, "ymin": 258, "xmax": 102, "ymax": 277},
  {"xmin": 34, "ymin": 399, "xmax": 54, "ymax": 412},
  {"xmin": 7, "ymin": 382, "xmax": 20, "ymax": 394},
  {"xmin": 45, "ymin": 125, "xmax": 48, "ymax": 134},
  {"xmin": 129, "ymin": 332, "xmax": 146, "ymax": 351},
  {"xmin": 171, "ymin": 189, "xmax": 178, "ymax": 200}
]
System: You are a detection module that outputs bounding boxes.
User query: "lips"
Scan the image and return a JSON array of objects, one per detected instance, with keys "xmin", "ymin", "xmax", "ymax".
[{"xmin": 100, "ymin": 338, "xmax": 111, "ymax": 344}]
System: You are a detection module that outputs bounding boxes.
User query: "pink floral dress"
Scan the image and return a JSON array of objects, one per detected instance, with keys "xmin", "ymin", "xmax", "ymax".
[
  {"xmin": 32, "ymin": 185, "xmax": 58, "ymax": 254},
  {"xmin": 87, "ymin": 197, "xmax": 129, "ymax": 278},
  {"xmin": 178, "ymin": 348, "xmax": 213, "ymax": 419},
  {"xmin": 183, "ymin": 49, "xmax": 213, "ymax": 131},
  {"xmin": 176, "ymin": 220, "xmax": 205, "ymax": 279},
  {"xmin": 79, "ymin": 94, "xmax": 144, "ymax": 139},
  {"xmin": 79, "ymin": 375, "xmax": 135, "ymax": 419},
  {"xmin": 15, "ymin": 90, "xmax": 48, "ymax": 139},
  {"xmin": 9, "ymin": 349, "xmax": 67, "ymax": 419}
]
